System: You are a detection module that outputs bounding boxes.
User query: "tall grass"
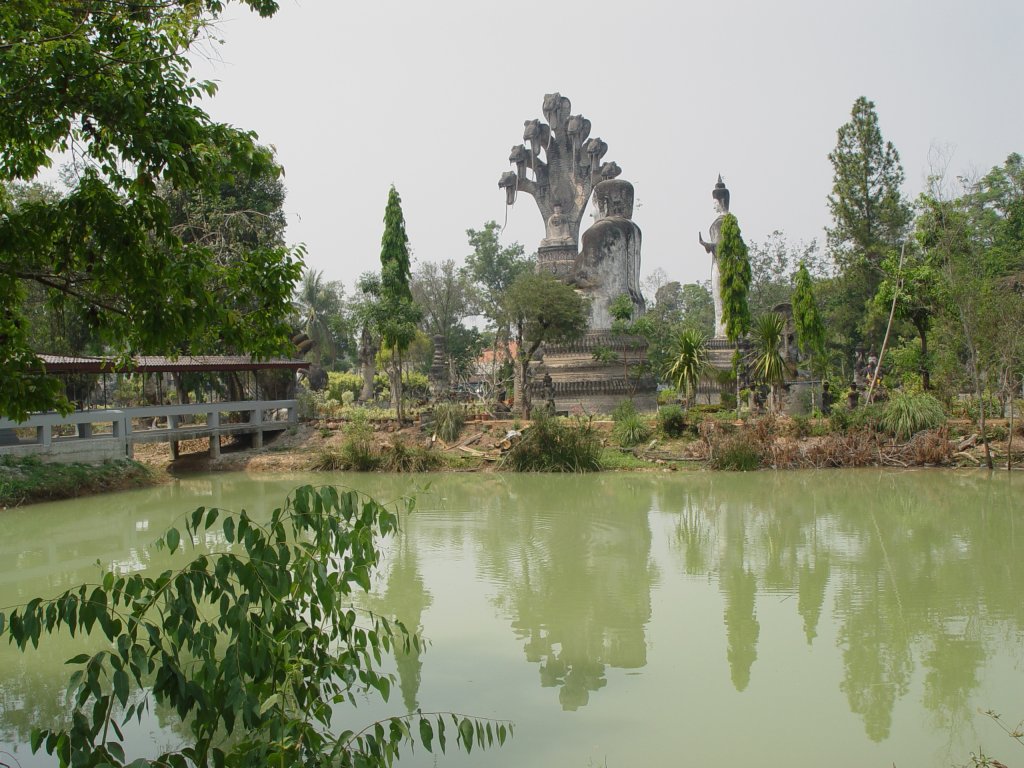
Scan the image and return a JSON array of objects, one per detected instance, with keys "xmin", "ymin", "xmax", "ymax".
[
  {"xmin": 503, "ymin": 412, "xmax": 602, "ymax": 472},
  {"xmin": 880, "ymin": 391, "xmax": 946, "ymax": 439},
  {"xmin": 433, "ymin": 402, "xmax": 466, "ymax": 443},
  {"xmin": 613, "ymin": 412, "xmax": 652, "ymax": 447}
]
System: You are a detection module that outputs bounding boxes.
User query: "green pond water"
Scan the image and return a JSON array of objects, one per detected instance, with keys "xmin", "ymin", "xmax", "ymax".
[{"xmin": 1, "ymin": 469, "xmax": 1023, "ymax": 767}]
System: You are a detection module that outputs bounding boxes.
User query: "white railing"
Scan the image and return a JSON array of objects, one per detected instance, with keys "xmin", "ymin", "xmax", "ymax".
[{"xmin": 0, "ymin": 399, "xmax": 297, "ymax": 462}]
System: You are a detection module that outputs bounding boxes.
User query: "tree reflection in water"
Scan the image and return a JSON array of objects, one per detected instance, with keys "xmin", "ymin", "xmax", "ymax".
[{"xmin": 1, "ymin": 470, "xmax": 1023, "ymax": 757}]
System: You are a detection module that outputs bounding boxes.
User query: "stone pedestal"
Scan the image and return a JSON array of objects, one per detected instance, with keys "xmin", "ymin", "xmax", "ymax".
[
  {"xmin": 537, "ymin": 244, "xmax": 577, "ymax": 281},
  {"xmin": 532, "ymin": 330, "xmax": 658, "ymax": 413}
]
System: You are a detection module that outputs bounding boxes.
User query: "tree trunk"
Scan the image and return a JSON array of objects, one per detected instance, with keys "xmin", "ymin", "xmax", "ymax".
[
  {"xmin": 969, "ymin": 343, "xmax": 993, "ymax": 470},
  {"xmin": 390, "ymin": 348, "xmax": 405, "ymax": 423},
  {"xmin": 359, "ymin": 326, "xmax": 376, "ymax": 402},
  {"xmin": 513, "ymin": 356, "xmax": 530, "ymax": 419},
  {"xmin": 915, "ymin": 317, "xmax": 931, "ymax": 391},
  {"xmin": 1008, "ymin": 385, "xmax": 1015, "ymax": 472}
]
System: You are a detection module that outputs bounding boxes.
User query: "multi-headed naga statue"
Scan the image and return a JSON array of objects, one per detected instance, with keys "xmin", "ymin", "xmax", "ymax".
[{"xmin": 498, "ymin": 93, "xmax": 622, "ymax": 278}]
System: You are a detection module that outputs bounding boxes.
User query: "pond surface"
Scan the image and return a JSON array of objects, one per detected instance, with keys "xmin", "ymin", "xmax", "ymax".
[{"xmin": 1, "ymin": 470, "xmax": 1023, "ymax": 767}]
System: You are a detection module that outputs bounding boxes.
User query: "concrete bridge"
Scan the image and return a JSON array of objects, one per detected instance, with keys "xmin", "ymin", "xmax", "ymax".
[{"xmin": 0, "ymin": 399, "xmax": 298, "ymax": 463}]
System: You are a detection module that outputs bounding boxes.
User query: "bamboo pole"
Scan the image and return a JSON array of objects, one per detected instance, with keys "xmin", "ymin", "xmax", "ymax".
[{"xmin": 866, "ymin": 243, "xmax": 906, "ymax": 405}]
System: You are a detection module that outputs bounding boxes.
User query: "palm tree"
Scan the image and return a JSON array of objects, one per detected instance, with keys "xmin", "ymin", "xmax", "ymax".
[
  {"xmin": 664, "ymin": 328, "xmax": 709, "ymax": 408},
  {"xmin": 749, "ymin": 313, "xmax": 787, "ymax": 412},
  {"xmin": 294, "ymin": 268, "xmax": 337, "ymax": 365}
]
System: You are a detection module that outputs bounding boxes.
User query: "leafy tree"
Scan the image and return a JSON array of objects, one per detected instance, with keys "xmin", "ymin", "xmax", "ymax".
[
  {"xmin": 464, "ymin": 222, "xmax": 532, "ymax": 391},
  {"xmin": 746, "ymin": 231, "xmax": 826, "ymax": 317},
  {"xmin": 827, "ymin": 97, "xmax": 912, "ymax": 268},
  {"xmin": 872, "ymin": 239, "xmax": 941, "ymax": 389},
  {"xmin": 0, "ymin": 1, "xmax": 303, "ymax": 421},
  {"xmin": 663, "ymin": 328, "xmax": 709, "ymax": 408},
  {"xmin": 410, "ymin": 259, "xmax": 480, "ymax": 385},
  {"xmin": 377, "ymin": 186, "xmax": 422, "ymax": 421},
  {"xmin": 502, "ymin": 271, "xmax": 588, "ymax": 417},
  {"xmin": 0, "ymin": 485, "xmax": 510, "ymax": 766},
  {"xmin": 718, "ymin": 214, "xmax": 752, "ymax": 344},
  {"xmin": 824, "ymin": 97, "xmax": 912, "ymax": 360},
  {"xmin": 593, "ymin": 294, "xmax": 654, "ymax": 399},
  {"xmin": 792, "ymin": 262, "xmax": 827, "ymax": 373},
  {"xmin": 464, "ymin": 222, "xmax": 531, "ymax": 313},
  {"xmin": 919, "ymin": 156, "xmax": 1024, "ymax": 467}
]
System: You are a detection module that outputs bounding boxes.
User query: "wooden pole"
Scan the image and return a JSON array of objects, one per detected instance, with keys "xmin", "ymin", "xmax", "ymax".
[{"xmin": 866, "ymin": 243, "xmax": 906, "ymax": 405}]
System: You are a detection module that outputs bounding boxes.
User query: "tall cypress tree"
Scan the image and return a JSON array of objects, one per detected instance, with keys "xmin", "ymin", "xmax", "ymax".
[
  {"xmin": 380, "ymin": 186, "xmax": 413, "ymax": 301},
  {"xmin": 792, "ymin": 261, "xmax": 826, "ymax": 372},
  {"xmin": 718, "ymin": 213, "xmax": 752, "ymax": 343},
  {"xmin": 377, "ymin": 186, "xmax": 420, "ymax": 421}
]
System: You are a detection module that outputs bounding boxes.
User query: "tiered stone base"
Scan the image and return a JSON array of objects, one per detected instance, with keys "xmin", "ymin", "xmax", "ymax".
[
  {"xmin": 694, "ymin": 337, "xmax": 748, "ymax": 405},
  {"xmin": 532, "ymin": 330, "xmax": 658, "ymax": 414}
]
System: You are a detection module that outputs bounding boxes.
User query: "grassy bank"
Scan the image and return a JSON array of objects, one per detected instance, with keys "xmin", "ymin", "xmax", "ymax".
[{"xmin": 0, "ymin": 455, "xmax": 157, "ymax": 508}]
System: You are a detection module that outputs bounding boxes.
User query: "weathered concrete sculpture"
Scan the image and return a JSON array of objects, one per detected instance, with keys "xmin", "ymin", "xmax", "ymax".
[
  {"xmin": 699, "ymin": 175, "xmax": 730, "ymax": 338},
  {"xmin": 498, "ymin": 92, "xmax": 622, "ymax": 278},
  {"xmin": 498, "ymin": 94, "xmax": 655, "ymax": 412},
  {"xmin": 576, "ymin": 179, "xmax": 644, "ymax": 327}
]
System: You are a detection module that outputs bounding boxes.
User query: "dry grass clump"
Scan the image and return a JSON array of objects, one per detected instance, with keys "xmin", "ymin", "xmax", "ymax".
[
  {"xmin": 801, "ymin": 430, "xmax": 877, "ymax": 468},
  {"xmin": 903, "ymin": 427, "xmax": 953, "ymax": 466}
]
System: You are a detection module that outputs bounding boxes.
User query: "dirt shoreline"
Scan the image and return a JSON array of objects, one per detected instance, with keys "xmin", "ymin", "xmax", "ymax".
[
  {"xmin": 132, "ymin": 416, "xmax": 1022, "ymax": 475},
  {"xmin": 4, "ymin": 416, "xmax": 1017, "ymax": 508}
]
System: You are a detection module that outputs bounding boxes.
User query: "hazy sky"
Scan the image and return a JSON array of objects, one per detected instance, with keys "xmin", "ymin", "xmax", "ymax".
[{"xmin": 192, "ymin": 0, "xmax": 1024, "ymax": 294}]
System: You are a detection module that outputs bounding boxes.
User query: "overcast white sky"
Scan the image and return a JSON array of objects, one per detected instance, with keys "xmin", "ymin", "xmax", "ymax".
[{"xmin": 192, "ymin": 0, "xmax": 1024, "ymax": 293}]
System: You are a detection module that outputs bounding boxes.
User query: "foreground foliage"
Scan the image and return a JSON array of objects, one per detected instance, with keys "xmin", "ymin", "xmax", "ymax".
[
  {"xmin": 0, "ymin": 1, "xmax": 304, "ymax": 420},
  {"xmin": 0, "ymin": 485, "xmax": 508, "ymax": 766}
]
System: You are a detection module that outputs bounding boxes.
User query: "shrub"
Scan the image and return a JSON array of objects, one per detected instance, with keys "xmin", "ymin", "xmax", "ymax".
[
  {"xmin": 503, "ymin": 412, "xmax": 602, "ymax": 472},
  {"xmin": 829, "ymin": 402, "xmax": 884, "ymax": 434},
  {"xmin": 614, "ymin": 412, "xmax": 652, "ymax": 447},
  {"xmin": 309, "ymin": 447, "xmax": 349, "ymax": 471},
  {"xmin": 880, "ymin": 390, "xmax": 946, "ymax": 440},
  {"xmin": 710, "ymin": 435, "xmax": 762, "ymax": 471},
  {"xmin": 298, "ymin": 390, "xmax": 343, "ymax": 420},
  {"xmin": 327, "ymin": 371, "xmax": 364, "ymax": 401},
  {"xmin": 433, "ymin": 402, "xmax": 467, "ymax": 443},
  {"xmin": 951, "ymin": 393, "xmax": 1002, "ymax": 421},
  {"xmin": 790, "ymin": 414, "xmax": 812, "ymax": 438},
  {"xmin": 657, "ymin": 387, "xmax": 680, "ymax": 405},
  {"xmin": 611, "ymin": 399, "xmax": 638, "ymax": 423},
  {"xmin": 316, "ymin": 410, "xmax": 379, "ymax": 470},
  {"xmin": 657, "ymin": 405, "xmax": 687, "ymax": 438},
  {"xmin": 379, "ymin": 436, "xmax": 443, "ymax": 472}
]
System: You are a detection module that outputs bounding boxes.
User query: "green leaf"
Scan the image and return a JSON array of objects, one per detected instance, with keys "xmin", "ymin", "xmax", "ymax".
[
  {"xmin": 259, "ymin": 694, "xmax": 279, "ymax": 715},
  {"xmin": 166, "ymin": 528, "xmax": 180, "ymax": 552},
  {"xmin": 459, "ymin": 718, "xmax": 474, "ymax": 754},
  {"xmin": 418, "ymin": 718, "xmax": 433, "ymax": 752},
  {"xmin": 223, "ymin": 517, "xmax": 235, "ymax": 544},
  {"xmin": 66, "ymin": 654, "xmax": 90, "ymax": 665},
  {"xmin": 113, "ymin": 669, "xmax": 129, "ymax": 706}
]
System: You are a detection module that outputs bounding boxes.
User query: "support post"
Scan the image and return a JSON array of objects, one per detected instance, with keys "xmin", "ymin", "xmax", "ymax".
[
  {"xmin": 250, "ymin": 407, "xmax": 264, "ymax": 450},
  {"xmin": 209, "ymin": 410, "xmax": 221, "ymax": 459}
]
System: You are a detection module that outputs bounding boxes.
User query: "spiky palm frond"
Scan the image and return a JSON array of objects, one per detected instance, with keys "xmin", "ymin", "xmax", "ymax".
[{"xmin": 664, "ymin": 328, "xmax": 709, "ymax": 407}]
